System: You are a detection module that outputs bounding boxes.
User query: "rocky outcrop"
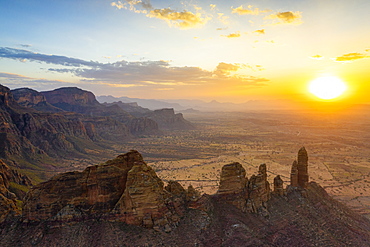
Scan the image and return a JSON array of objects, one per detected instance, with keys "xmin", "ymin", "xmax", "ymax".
[
  {"xmin": 11, "ymin": 88, "xmax": 63, "ymax": 113},
  {"xmin": 216, "ymin": 162, "xmax": 270, "ymax": 215},
  {"xmin": 1, "ymin": 84, "xmax": 133, "ymax": 162},
  {"xmin": 3, "ymin": 148, "xmax": 370, "ymax": 246},
  {"xmin": 246, "ymin": 163, "xmax": 270, "ymax": 215},
  {"xmin": 22, "ymin": 150, "xmax": 188, "ymax": 231},
  {"xmin": 147, "ymin": 108, "xmax": 194, "ymax": 130},
  {"xmin": 218, "ymin": 162, "xmax": 247, "ymax": 194},
  {"xmin": 273, "ymin": 175, "xmax": 284, "ymax": 196},
  {"xmin": 41, "ymin": 87, "xmax": 160, "ymax": 135},
  {"xmin": 216, "ymin": 148, "xmax": 313, "ymax": 216},
  {"xmin": 297, "ymin": 147, "xmax": 309, "ymax": 188},
  {"xmin": 290, "ymin": 147, "xmax": 309, "ymax": 188},
  {"xmin": 42, "ymin": 87, "xmax": 100, "ymax": 108},
  {"xmin": 0, "ymin": 160, "xmax": 32, "ymax": 222},
  {"xmin": 128, "ymin": 117, "xmax": 159, "ymax": 135},
  {"xmin": 290, "ymin": 160, "xmax": 298, "ymax": 187}
]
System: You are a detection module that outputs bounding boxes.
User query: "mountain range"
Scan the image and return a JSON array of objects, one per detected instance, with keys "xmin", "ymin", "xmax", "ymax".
[
  {"xmin": 97, "ymin": 95, "xmax": 299, "ymax": 112},
  {"xmin": 0, "ymin": 84, "xmax": 193, "ymax": 184}
]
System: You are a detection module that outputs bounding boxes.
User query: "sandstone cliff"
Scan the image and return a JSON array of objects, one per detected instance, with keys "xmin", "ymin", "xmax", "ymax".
[
  {"xmin": 1, "ymin": 148, "xmax": 370, "ymax": 246},
  {"xmin": 11, "ymin": 88, "xmax": 63, "ymax": 113},
  {"xmin": 22, "ymin": 150, "xmax": 189, "ymax": 232},
  {"xmin": 41, "ymin": 87, "xmax": 160, "ymax": 135},
  {"xmin": 0, "ymin": 160, "xmax": 32, "ymax": 222}
]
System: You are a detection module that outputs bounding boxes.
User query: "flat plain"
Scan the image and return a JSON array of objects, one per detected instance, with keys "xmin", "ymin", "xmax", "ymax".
[{"xmin": 118, "ymin": 109, "xmax": 370, "ymax": 219}]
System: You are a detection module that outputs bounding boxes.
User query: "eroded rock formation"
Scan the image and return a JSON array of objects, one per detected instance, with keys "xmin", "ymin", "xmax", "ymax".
[
  {"xmin": 297, "ymin": 147, "xmax": 309, "ymax": 188},
  {"xmin": 290, "ymin": 147, "xmax": 309, "ymax": 188},
  {"xmin": 0, "ymin": 160, "xmax": 32, "ymax": 222},
  {"xmin": 22, "ymin": 150, "xmax": 189, "ymax": 231},
  {"xmin": 216, "ymin": 148, "xmax": 311, "ymax": 216}
]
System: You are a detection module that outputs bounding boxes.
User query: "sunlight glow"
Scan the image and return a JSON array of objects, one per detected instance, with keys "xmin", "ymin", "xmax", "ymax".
[{"xmin": 308, "ymin": 76, "xmax": 347, "ymax": 100}]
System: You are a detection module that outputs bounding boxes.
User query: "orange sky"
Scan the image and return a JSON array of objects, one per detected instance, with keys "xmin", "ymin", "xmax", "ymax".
[{"xmin": 0, "ymin": 0, "xmax": 369, "ymax": 106}]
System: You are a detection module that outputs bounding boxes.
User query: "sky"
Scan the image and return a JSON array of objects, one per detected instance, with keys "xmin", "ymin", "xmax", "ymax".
[{"xmin": 1, "ymin": 0, "xmax": 369, "ymax": 105}]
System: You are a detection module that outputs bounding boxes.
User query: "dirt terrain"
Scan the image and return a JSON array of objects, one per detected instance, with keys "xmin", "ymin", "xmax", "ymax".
[{"xmin": 112, "ymin": 109, "xmax": 370, "ymax": 219}]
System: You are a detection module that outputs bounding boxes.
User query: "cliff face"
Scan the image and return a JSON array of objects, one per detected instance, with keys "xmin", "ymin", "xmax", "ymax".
[
  {"xmin": 0, "ymin": 160, "xmax": 32, "ymax": 222},
  {"xmin": 22, "ymin": 150, "xmax": 188, "ymax": 232},
  {"xmin": 42, "ymin": 87, "xmax": 100, "ymax": 108},
  {"xmin": 40, "ymin": 87, "xmax": 159, "ymax": 135},
  {"xmin": 11, "ymin": 88, "xmax": 63, "ymax": 113},
  {"xmin": 1, "ymin": 148, "xmax": 370, "ymax": 246},
  {"xmin": 106, "ymin": 102, "xmax": 195, "ymax": 131},
  {"xmin": 147, "ymin": 108, "xmax": 194, "ymax": 130}
]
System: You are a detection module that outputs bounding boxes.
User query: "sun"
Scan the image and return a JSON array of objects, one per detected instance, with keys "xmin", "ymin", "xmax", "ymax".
[{"xmin": 308, "ymin": 76, "xmax": 347, "ymax": 100}]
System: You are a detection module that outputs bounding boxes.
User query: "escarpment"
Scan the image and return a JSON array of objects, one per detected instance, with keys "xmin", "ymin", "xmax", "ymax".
[
  {"xmin": 2, "ymin": 148, "xmax": 370, "ymax": 246},
  {"xmin": 22, "ymin": 147, "xmax": 312, "ymax": 229},
  {"xmin": 22, "ymin": 150, "xmax": 190, "ymax": 232}
]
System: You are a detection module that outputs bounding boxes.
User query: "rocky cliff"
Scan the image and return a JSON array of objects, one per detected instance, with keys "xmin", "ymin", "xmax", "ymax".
[
  {"xmin": 105, "ymin": 101, "xmax": 194, "ymax": 131},
  {"xmin": 1, "ymin": 148, "xmax": 370, "ymax": 246},
  {"xmin": 11, "ymin": 88, "xmax": 63, "ymax": 113},
  {"xmin": 148, "ymin": 108, "xmax": 194, "ymax": 130},
  {"xmin": 0, "ymin": 160, "xmax": 32, "ymax": 222},
  {"xmin": 41, "ymin": 87, "xmax": 159, "ymax": 135},
  {"xmin": 22, "ymin": 150, "xmax": 191, "ymax": 232}
]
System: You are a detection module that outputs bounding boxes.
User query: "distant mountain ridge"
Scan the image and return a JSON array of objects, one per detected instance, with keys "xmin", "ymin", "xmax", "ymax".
[{"xmin": 97, "ymin": 95, "xmax": 299, "ymax": 112}]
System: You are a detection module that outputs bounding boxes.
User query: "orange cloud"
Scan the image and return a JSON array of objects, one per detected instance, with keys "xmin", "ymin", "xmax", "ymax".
[
  {"xmin": 111, "ymin": 1, "xmax": 208, "ymax": 29},
  {"xmin": 222, "ymin": 32, "xmax": 241, "ymax": 38},
  {"xmin": 265, "ymin": 11, "xmax": 302, "ymax": 25},
  {"xmin": 335, "ymin": 52, "xmax": 369, "ymax": 62},
  {"xmin": 148, "ymin": 8, "xmax": 208, "ymax": 29},
  {"xmin": 214, "ymin": 62, "xmax": 241, "ymax": 76},
  {"xmin": 232, "ymin": 5, "xmax": 271, "ymax": 15},
  {"xmin": 253, "ymin": 29, "xmax": 265, "ymax": 35},
  {"xmin": 310, "ymin": 55, "xmax": 323, "ymax": 60}
]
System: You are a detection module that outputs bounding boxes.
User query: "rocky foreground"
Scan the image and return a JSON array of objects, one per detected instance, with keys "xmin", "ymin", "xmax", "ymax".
[{"xmin": 1, "ymin": 149, "xmax": 370, "ymax": 246}]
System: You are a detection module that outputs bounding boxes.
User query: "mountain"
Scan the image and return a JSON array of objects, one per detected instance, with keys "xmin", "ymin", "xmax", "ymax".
[
  {"xmin": 1, "ymin": 148, "xmax": 369, "ymax": 246},
  {"xmin": 97, "ymin": 95, "xmax": 185, "ymax": 111},
  {"xmin": 40, "ymin": 87, "xmax": 160, "ymax": 135},
  {"xmin": 103, "ymin": 101, "xmax": 194, "ymax": 130},
  {"xmin": 97, "ymin": 95, "xmax": 299, "ymax": 112},
  {"xmin": 1, "ymin": 84, "xmax": 135, "ymax": 182}
]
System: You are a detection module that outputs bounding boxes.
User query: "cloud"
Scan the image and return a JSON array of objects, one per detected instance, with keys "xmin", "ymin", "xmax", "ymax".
[
  {"xmin": 253, "ymin": 29, "xmax": 265, "ymax": 35},
  {"xmin": 18, "ymin": 44, "xmax": 32, "ymax": 48},
  {"xmin": 310, "ymin": 55, "xmax": 323, "ymax": 60},
  {"xmin": 147, "ymin": 8, "xmax": 208, "ymax": 29},
  {"xmin": 232, "ymin": 5, "xmax": 271, "ymax": 15},
  {"xmin": 214, "ymin": 62, "xmax": 241, "ymax": 77},
  {"xmin": 0, "ymin": 47, "xmax": 268, "ymax": 89},
  {"xmin": 222, "ymin": 32, "xmax": 241, "ymax": 38},
  {"xmin": 217, "ymin": 13, "xmax": 229, "ymax": 25},
  {"xmin": 265, "ymin": 11, "xmax": 302, "ymax": 25},
  {"xmin": 111, "ymin": 0, "xmax": 152, "ymax": 13},
  {"xmin": 0, "ymin": 47, "xmax": 99, "ymax": 67},
  {"xmin": 335, "ymin": 52, "xmax": 369, "ymax": 62},
  {"xmin": 111, "ymin": 0, "xmax": 208, "ymax": 29},
  {"xmin": 0, "ymin": 72, "xmax": 71, "ymax": 88}
]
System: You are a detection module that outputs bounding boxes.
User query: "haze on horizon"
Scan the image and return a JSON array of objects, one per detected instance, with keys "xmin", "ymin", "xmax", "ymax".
[{"xmin": 1, "ymin": 0, "xmax": 369, "ymax": 106}]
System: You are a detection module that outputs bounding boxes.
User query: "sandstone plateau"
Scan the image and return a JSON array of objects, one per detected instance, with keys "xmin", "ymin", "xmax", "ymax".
[{"xmin": 1, "ymin": 148, "xmax": 370, "ymax": 246}]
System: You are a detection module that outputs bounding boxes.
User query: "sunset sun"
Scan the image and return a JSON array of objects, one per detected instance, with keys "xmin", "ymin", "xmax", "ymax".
[{"xmin": 308, "ymin": 76, "xmax": 347, "ymax": 100}]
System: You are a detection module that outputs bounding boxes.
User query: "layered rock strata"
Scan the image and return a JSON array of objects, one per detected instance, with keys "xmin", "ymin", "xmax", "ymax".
[
  {"xmin": 216, "ymin": 148, "xmax": 310, "ymax": 216},
  {"xmin": 0, "ymin": 160, "xmax": 32, "ymax": 222},
  {"xmin": 290, "ymin": 147, "xmax": 309, "ymax": 188},
  {"xmin": 22, "ymin": 150, "xmax": 190, "ymax": 231}
]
